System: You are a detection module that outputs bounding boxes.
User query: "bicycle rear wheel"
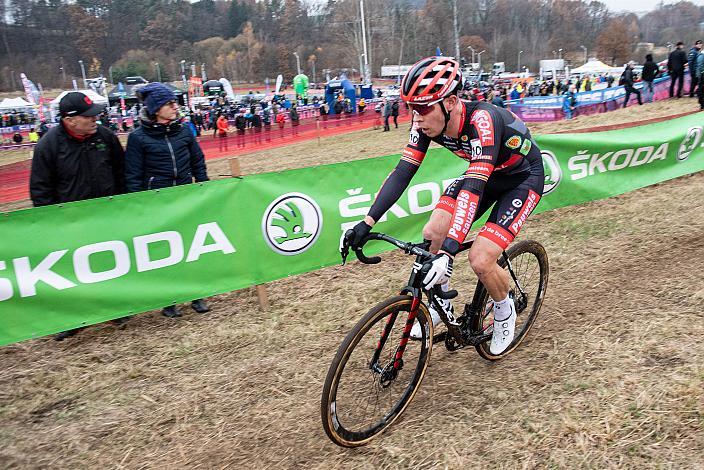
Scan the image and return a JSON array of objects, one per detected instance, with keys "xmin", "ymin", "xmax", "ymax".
[
  {"xmin": 321, "ymin": 295, "xmax": 433, "ymax": 447},
  {"xmin": 472, "ymin": 239, "xmax": 549, "ymax": 361}
]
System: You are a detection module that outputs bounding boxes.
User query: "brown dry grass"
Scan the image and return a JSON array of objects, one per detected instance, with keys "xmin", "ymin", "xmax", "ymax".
[
  {"xmin": 0, "ymin": 148, "xmax": 33, "ymax": 166},
  {"xmin": 0, "ymin": 98, "xmax": 703, "ymax": 469}
]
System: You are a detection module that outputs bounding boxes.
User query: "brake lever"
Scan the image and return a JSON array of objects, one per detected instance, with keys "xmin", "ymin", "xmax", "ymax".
[{"xmin": 340, "ymin": 243, "xmax": 350, "ymax": 265}]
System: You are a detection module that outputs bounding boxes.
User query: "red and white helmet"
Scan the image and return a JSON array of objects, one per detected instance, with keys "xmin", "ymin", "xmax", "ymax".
[{"xmin": 400, "ymin": 56, "xmax": 463, "ymax": 105}]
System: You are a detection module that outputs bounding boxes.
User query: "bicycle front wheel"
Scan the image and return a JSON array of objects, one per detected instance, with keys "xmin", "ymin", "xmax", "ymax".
[
  {"xmin": 473, "ymin": 239, "xmax": 549, "ymax": 361},
  {"xmin": 321, "ymin": 295, "xmax": 433, "ymax": 447}
]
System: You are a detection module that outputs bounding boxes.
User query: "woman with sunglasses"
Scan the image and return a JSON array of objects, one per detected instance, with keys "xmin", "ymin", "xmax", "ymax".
[{"xmin": 343, "ymin": 56, "xmax": 545, "ymax": 355}]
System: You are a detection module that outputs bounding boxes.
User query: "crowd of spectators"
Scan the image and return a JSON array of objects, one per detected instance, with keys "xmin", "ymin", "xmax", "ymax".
[
  {"xmin": 1, "ymin": 110, "xmax": 33, "ymax": 127},
  {"xmin": 456, "ymin": 41, "xmax": 703, "ymax": 116}
]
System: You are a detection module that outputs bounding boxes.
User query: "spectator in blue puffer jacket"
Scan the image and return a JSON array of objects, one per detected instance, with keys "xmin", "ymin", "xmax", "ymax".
[
  {"xmin": 125, "ymin": 82, "xmax": 211, "ymax": 318},
  {"xmin": 126, "ymin": 83, "xmax": 209, "ymax": 191}
]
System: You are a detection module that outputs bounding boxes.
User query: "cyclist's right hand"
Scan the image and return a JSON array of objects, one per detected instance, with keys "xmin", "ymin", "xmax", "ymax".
[{"xmin": 344, "ymin": 220, "xmax": 372, "ymax": 251}]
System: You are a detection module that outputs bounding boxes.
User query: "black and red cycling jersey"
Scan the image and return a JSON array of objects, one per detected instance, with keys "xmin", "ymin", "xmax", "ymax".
[{"xmin": 367, "ymin": 100, "xmax": 544, "ymax": 254}]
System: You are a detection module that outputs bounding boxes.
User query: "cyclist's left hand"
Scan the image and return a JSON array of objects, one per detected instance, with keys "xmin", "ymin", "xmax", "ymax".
[
  {"xmin": 422, "ymin": 253, "xmax": 453, "ymax": 289},
  {"xmin": 344, "ymin": 220, "xmax": 372, "ymax": 251}
]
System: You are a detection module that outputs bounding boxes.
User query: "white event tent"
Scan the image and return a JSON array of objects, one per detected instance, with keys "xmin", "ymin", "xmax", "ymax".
[
  {"xmin": 0, "ymin": 97, "xmax": 34, "ymax": 109},
  {"xmin": 571, "ymin": 59, "xmax": 623, "ymax": 75}
]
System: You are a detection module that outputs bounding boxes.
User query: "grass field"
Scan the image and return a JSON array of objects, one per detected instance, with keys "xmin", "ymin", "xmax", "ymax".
[{"xmin": 0, "ymin": 99, "xmax": 702, "ymax": 468}]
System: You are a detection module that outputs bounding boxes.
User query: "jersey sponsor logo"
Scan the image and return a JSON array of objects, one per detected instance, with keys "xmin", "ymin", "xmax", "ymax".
[
  {"xmin": 479, "ymin": 223, "xmax": 512, "ymax": 249},
  {"xmin": 461, "ymin": 135, "xmax": 469, "ymax": 142},
  {"xmin": 677, "ymin": 126, "xmax": 703, "ymax": 161},
  {"xmin": 499, "ymin": 207, "xmax": 518, "ymax": 227},
  {"xmin": 447, "ymin": 190, "xmax": 478, "ymax": 241},
  {"xmin": 262, "ymin": 193, "xmax": 322, "ymax": 255},
  {"xmin": 541, "ymin": 150, "xmax": 562, "ymax": 195},
  {"xmin": 519, "ymin": 138, "xmax": 532, "ymax": 155},
  {"xmin": 509, "ymin": 191, "xmax": 539, "ymax": 234},
  {"xmin": 505, "ymin": 135, "xmax": 522, "ymax": 149},
  {"xmin": 512, "ymin": 198, "xmax": 523, "ymax": 208},
  {"xmin": 466, "ymin": 162, "xmax": 494, "ymax": 178},
  {"xmin": 470, "ymin": 109, "xmax": 494, "ymax": 146}
]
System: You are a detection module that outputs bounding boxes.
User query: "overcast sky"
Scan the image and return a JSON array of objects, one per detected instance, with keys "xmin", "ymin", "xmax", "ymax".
[{"xmin": 600, "ymin": 0, "xmax": 704, "ymax": 12}]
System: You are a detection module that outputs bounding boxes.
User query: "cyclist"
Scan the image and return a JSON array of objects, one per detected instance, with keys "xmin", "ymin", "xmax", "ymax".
[{"xmin": 343, "ymin": 56, "xmax": 544, "ymax": 354}]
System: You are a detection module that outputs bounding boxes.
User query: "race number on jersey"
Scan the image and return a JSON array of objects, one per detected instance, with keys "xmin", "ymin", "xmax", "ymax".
[{"xmin": 409, "ymin": 121, "xmax": 420, "ymax": 146}]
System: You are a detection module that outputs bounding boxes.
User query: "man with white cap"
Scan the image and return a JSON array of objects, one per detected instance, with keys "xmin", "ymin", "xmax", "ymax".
[{"xmin": 622, "ymin": 61, "xmax": 642, "ymax": 108}]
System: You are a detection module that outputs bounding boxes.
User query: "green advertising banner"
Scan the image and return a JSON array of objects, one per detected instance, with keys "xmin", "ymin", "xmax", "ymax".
[{"xmin": 0, "ymin": 113, "xmax": 702, "ymax": 345}]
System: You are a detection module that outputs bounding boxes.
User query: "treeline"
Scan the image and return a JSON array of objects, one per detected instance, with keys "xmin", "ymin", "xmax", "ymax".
[{"xmin": 1, "ymin": 0, "xmax": 703, "ymax": 91}]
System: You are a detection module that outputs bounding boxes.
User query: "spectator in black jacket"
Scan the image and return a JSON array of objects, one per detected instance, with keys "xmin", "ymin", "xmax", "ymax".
[
  {"xmin": 234, "ymin": 109, "xmax": 247, "ymax": 148},
  {"xmin": 30, "ymin": 91, "xmax": 126, "ymax": 341},
  {"xmin": 688, "ymin": 40, "xmax": 702, "ymax": 98},
  {"xmin": 124, "ymin": 82, "xmax": 211, "ymax": 318},
  {"xmin": 622, "ymin": 61, "xmax": 643, "ymax": 108},
  {"xmin": 30, "ymin": 92, "xmax": 125, "ymax": 207},
  {"xmin": 667, "ymin": 42, "xmax": 688, "ymax": 98},
  {"xmin": 641, "ymin": 54, "xmax": 659, "ymax": 103}
]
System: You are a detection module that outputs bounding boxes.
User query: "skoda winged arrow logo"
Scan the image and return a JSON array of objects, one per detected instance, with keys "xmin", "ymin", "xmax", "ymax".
[
  {"xmin": 541, "ymin": 150, "xmax": 562, "ymax": 195},
  {"xmin": 677, "ymin": 126, "xmax": 702, "ymax": 162},
  {"xmin": 262, "ymin": 193, "xmax": 322, "ymax": 255}
]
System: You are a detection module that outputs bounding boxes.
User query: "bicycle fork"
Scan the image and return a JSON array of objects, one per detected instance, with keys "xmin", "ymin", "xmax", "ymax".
[
  {"xmin": 369, "ymin": 296, "xmax": 421, "ymax": 385},
  {"xmin": 369, "ymin": 252, "xmax": 430, "ymax": 382}
]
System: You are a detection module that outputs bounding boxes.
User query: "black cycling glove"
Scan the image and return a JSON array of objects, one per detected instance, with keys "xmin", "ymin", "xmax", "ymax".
[{"xmin": 344, "ymin": 221, "xmax": 372, "ymax": 251}]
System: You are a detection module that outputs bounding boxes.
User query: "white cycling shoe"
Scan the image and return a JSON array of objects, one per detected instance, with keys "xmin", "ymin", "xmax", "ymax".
[
  {"xmin": 410, "ymin": 299, "xmax": 453, "ymax": 339},
  {"xmin": 489, "ymin": 301, "xmax": 517, "ymax": 355}
]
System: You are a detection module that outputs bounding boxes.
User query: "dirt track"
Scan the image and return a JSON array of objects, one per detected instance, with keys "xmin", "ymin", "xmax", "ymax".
[{"xmin": 0, "ymin": 100, "xmax": 703, "ymax": 468}]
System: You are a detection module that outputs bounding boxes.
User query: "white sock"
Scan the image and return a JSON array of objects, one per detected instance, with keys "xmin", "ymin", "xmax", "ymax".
[
  {"xmin": 440, "ymin": 281, "xmax": 450, "ymax": 292},
  {"xmin": 493, "ymin": 294, "xmax": 513, "ymax": 321}
]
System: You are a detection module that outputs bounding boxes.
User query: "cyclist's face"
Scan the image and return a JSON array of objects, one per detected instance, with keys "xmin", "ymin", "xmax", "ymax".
[{"xmin": 412, "ymin": 96, "xmax": 456, "ymax": 138}]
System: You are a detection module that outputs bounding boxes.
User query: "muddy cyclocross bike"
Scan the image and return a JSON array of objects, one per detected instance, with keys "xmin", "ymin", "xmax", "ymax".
[{"xmin": 321, "ymin": 232, "xmax": 549, "ymax": 447}]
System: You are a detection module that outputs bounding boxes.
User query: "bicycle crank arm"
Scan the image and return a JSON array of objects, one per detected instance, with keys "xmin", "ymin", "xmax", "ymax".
[{"xmin": 464, "ymin": 332, "xmax": 492, "ymax": 347}]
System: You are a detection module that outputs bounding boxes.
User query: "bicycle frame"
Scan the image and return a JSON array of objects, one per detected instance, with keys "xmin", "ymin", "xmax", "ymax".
[{"xmin": 348, "ymin": 233, "xmax": 526, "ymax": 375}]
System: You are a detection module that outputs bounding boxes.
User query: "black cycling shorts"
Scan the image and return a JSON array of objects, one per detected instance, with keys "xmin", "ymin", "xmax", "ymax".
[{"xmin": 436, "ymin": 150, "xmax": 545, "ymax": 249}]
